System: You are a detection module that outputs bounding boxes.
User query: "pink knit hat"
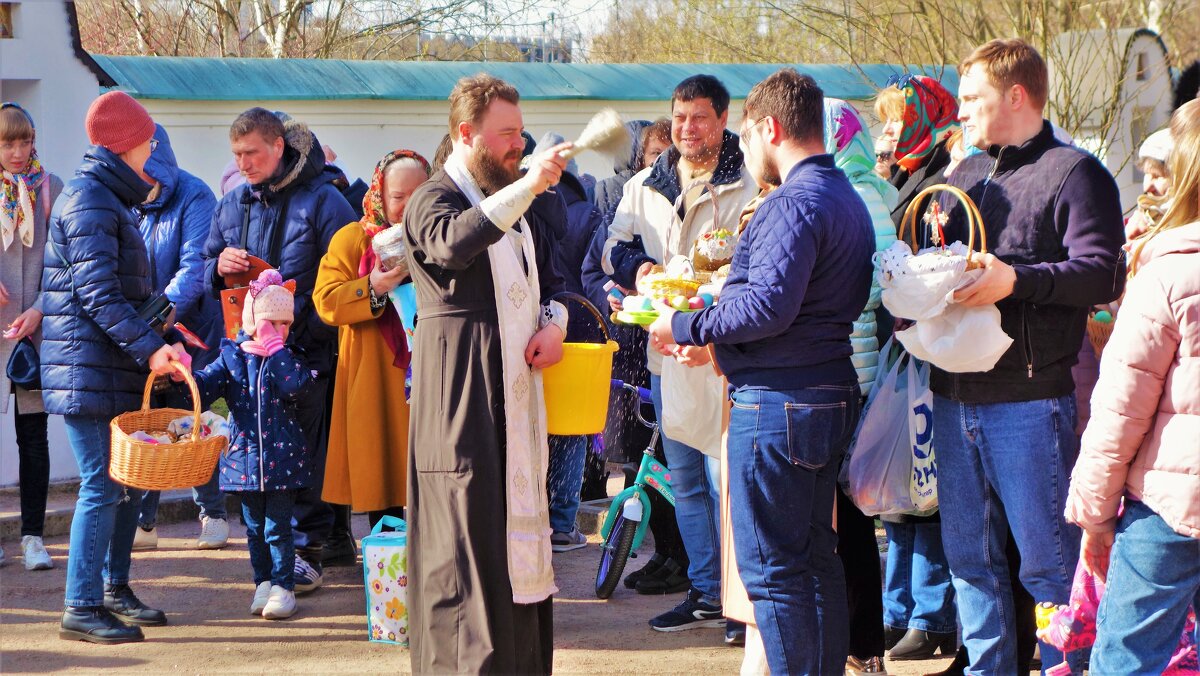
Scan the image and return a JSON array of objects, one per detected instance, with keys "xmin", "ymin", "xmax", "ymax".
[
  {"xmin": 85, "ymin": 92, "xmax": 155, "ymax": 154},
  {"xmin": 241, "ymin": 269, "xmax": 295, "ymax": 337}
]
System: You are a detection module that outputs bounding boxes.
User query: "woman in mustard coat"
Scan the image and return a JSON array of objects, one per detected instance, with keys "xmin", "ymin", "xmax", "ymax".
[{"xmin": 314, "ymin": 150, "xmax": 430, "ymax": 528}]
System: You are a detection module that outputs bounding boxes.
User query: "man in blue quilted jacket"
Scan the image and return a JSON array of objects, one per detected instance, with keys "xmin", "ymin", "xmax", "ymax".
[
  {"xmin": 203, "ymin": 108, "xmax": 356, "ymax": 593},
  {"xmin": 649, "ymin": 68, "xmax": 875, "ymax": 675}
]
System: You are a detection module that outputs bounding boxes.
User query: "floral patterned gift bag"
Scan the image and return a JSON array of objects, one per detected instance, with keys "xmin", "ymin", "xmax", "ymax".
[{"xmin": 362, "ymin": 516, "xmax": 408, "ymax": 646}]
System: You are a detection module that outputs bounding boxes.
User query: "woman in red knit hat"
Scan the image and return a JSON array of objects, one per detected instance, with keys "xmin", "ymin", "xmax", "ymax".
[{"xmin": 41, "ymin": 91, "xmax": 188, "ymax": 644}]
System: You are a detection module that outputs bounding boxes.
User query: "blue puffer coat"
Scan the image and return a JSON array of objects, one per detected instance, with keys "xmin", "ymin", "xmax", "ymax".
[
  {"xmin": 40, "ymin": 146, "xmax": 165, "ymax": 418},
  {"xmin": 136, "ymin": 125, "xmax": 222, "ymax": 367},
  {"xmin": 189, "ymin": 337, "xmax": 315, "ymax": 492},
  {"xmin": 202, "ymin": 119, "xmax": 355, "ymax": 374}
]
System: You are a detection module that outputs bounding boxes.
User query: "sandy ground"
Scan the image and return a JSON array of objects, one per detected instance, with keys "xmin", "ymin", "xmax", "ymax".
[{"xmin": 0, "ymin": 516, "xmax": 957, "ymax": 674}]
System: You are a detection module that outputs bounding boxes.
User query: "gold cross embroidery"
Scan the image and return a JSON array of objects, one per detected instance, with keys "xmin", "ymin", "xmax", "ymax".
[
  {"xmin": 513, "ymin": 468, "xmax": 529, "ymax": 496},
  {"xmin": 507, "ymin": 282, "xmax": 528, "ymax": 309},
  {"xmin": 512, "ymin": 373, "xmax": 529, "ymax": 401}
]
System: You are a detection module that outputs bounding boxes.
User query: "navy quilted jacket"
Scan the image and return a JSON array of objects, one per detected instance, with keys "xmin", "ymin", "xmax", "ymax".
[
  {"xmin": 136, "ymin": 125, "xmax": 222, "ymax": 367},
  {"xmin": 202, "ymin": 121, "xmax": 355, "ymax": 373},
  {"xmin": 188, "ymin": 337, "xmax": 315, "ymax": 492},
  {"xmin": 40, "ymin": 146, "xmax": 165, "ymax": 418},
  {"xmin": 672, "ymin": 154, "xmax": 874, "ymax": 389}
]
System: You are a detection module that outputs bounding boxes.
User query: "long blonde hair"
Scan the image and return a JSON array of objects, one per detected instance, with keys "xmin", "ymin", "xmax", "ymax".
[{"xmin": 1130, "ymin": 99, "xmax": 1200, "ymax": 276}]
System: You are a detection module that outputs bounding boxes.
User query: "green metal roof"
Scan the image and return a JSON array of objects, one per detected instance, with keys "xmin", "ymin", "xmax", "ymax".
[{"xmin": 92, "ymin": 55, "xmax": 957, "ymax": 102}]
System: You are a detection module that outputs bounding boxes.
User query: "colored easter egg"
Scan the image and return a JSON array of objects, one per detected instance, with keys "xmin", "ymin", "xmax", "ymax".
[
  {"xmin": 698, "ymin": 292, "xmax": 714, "ymax": 307},
  {"xmin": 671, "ymin": 295, "xmax": 690, "ymax": 311},
  {"xmin": 1093, "ymin": 310, "xmax": 1113, "ymax": 323},
  {"xmin": 688, "ymin": 296, "xmax": 705, "ymax": 310}
]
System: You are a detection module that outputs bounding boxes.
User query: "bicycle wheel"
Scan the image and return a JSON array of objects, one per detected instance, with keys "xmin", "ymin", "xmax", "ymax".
[{"xmin": 595, "ymin": 514, "xmax": 638, "ymax": 599}]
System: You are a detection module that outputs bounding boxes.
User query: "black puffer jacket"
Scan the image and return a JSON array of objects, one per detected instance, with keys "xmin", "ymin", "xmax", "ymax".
[{"xmin": 40, "ymin": 146, "xmax": 165, "ymax": 418}]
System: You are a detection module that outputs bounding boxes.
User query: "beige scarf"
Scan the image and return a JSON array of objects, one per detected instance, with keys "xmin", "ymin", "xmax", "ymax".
[{"xmin": 443, "ymin": 155, "xmax": 557, "ymax": 604}]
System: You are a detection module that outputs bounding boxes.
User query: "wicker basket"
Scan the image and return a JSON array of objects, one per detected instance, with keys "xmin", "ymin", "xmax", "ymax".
[
  {"xmin": 110, "ymin": 362, "xmax": 228, "ymax": 491},
  {"xmin": 897, "ymin": 184, "xmax": 989, "ymax": 269},
  {"xmin": 637, "ymin": 261, "xmax": 703, "ymax": 299},
  {"xmin": 1086, "ymin": 313, "xmax": 1115, "ymax": 357}
]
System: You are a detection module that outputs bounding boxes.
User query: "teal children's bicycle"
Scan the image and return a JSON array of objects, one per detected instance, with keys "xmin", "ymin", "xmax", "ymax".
[{"xmin": 594, "ymin": 379, "xmax": 674, "ymax": 599}]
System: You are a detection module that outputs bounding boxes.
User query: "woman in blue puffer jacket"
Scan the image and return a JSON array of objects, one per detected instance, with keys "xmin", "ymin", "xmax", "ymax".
[
  {"xmin": 41, "ymin": 93, "xmax": 187, "ymax": 645},
  {"xmin": 130, "ymin": 125, "xmax": 227, "ymax": 552}
]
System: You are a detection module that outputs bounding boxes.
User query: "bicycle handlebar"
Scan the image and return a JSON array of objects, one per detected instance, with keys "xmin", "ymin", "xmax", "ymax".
[{"xmin": 610, "ymin": 379, "xmax": 653, "ymax": 405}]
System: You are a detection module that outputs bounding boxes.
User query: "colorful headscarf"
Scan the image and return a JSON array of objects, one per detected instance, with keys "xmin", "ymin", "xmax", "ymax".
[
  {"xmin": 1, "ymin": 102, "xmax": 46, "ymax": 250},
  {"xmin": 890, "ymin": 76, "xmax": 959, "ymax": 173},
  {"xmin": 358, "ymin": 149, "xmax": 430, "ymax": 371},
  {"xmin": 824, "ymin": 98, "xmax": 899, "ymax": 210}
]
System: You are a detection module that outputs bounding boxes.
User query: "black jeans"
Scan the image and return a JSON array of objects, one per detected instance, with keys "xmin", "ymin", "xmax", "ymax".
[
  {"xmin": 13, "ymin": 395, "xmax": 50, "ymax": 537},
  {"xmin": 837, "ymin": 487, "xmax": 885, "ymax": 659}
]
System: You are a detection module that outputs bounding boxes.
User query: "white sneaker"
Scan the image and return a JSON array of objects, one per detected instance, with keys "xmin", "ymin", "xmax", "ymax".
[
  {"xmin": 249, "ymin": 581, "xmax": 272, "ymax": 615},
  {"xmin": 132, "ymin": 526, "xmax": 158, "ymax": 551},
  {"xmin": 261, "ymin": 585, "xmax": 297, "ymax": 620},
  {"xmin": 21, "ymin": 535, "xmax": 53, "ymax": 570},
  {"xmin": 196, "ymin": 516, "xmax": 230, "ymax": 550}
]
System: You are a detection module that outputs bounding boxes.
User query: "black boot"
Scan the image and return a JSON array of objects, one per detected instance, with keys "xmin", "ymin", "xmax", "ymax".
[
  {"xmin": 884, "ymin": 625, "xmax": 907, "ymax": 651},
  {"xmin": 634, "ymin": 557, "xmax": 691, "ymax": 595},
  {"xmin": 623, "ymin": 552, "xmax": 667, "ymax": 589},
  {"xmin": 103, "ymin": 584, "xmax": 167, "ymax": 626},
  {"xmin": 888, "ymin": 628, "xmax": 958, "ymax": 660},
  {"xmin": 60, "ymin": 606, "xmax": 144, "ymax": 644}
]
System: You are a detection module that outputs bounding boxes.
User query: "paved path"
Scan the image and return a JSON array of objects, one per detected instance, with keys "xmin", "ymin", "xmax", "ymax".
[{"xmin": 1, "ymin": 515, "xmax": 958, "ymax": 674}]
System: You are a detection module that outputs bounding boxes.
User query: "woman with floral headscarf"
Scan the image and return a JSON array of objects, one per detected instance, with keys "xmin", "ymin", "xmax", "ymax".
[
  {"xmin": 821, "ymin": 98, "xmax": 900, "ymax": 675},
  {"xmin": 871, "ymin": 76, "xmax": 962, "ymax": 663},
  {"xmin": 875, "ymin": 75, "xmax": 960, "ymax": 228},
  {"xmin": 1, "ymin": 102, "xmax": 62, "ymax": 571},
  {"xmin": 314, "ymin": 149, "xmax": 430, "ymax": 530}
]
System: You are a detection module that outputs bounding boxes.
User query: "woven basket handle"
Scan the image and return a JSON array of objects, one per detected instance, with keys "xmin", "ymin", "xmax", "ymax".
[
  {"xmin": 140, "ymin": 361, "xmax": 203, "ymax": 443},
  {"xmin": 897, "ymin": 184, "xmax": 988, "ymax": 258}
]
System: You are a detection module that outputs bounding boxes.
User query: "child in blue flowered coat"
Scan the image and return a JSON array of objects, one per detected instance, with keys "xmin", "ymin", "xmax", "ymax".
[{"xmin": 184, "ymin": 268, "xmax": 313, "ymax": 620}]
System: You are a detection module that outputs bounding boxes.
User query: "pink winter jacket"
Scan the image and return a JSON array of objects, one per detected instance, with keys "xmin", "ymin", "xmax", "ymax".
[{"xmin": 1065, "ymin": 223, "xmax": 1200, "ymax": 539}]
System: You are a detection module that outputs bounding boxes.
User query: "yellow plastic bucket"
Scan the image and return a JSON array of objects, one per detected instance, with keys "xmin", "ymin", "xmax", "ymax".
[{"xmin": 542, "ymin": 293, "xmax": 620, "ymax": 435}]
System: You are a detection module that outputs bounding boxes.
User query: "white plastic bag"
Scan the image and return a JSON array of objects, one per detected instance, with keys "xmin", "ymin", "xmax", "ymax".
[
  {"xmin": 843, "ymin": 339, "xmax": 937, "ymax": 517},
  {"xmin": 661, "ymin": 356, "xmax": 724, "ymax": 458},
  {"xmin": 896, "ymin": 302, "xmax": 1013, "ymax": 373},
  {"xmin": 906, "ymin": 356, "xmax": 937, "ymax": 511},
  {"xmin": 877, "ymin": 240, "xmax": 1013, "ymax": 373}
]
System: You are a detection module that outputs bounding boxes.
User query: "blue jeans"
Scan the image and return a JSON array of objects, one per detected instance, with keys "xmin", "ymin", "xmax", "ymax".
[
  {"xmin": 137, "ymin": 466, "xmax": 227, "ymax": 528},
  {"xmin": 650, "ymin": 373, "xmax": 721, "ymax": 600},
  {"xmin": 728, "ymin": 383, "xmax": 859, "ymax": 676},
  {"xmin": 934, "ymin": 394, "xmax": 1083, "ymax": 675},
  {"xmin": 292, "ymin": 376, "xmax": 333, "ymax": 551},
  {"xmin": 1092, "ymin": 500, "xmax": 1200, "ymax": 674},
  {"xmin": 547, "ymin": 435, "xmax": 588, "ymax": 534},
  {"xmin": 63, "ymin": 415, "xmax": 141, "ymax": 608},
  {"xmin": 242, "ymin": 490, "xmax": 298, "ymax": 590},
  {"xmin": 883, "ymin": 521, "xmax": 957, "ymax": 633}
]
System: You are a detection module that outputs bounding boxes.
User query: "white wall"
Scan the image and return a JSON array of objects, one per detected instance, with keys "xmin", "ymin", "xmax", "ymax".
[
  {"xmin": 0, "ymin": 1, "xmax": 100, "ymax": 179},
  {"xmin": 141, "ymin": 98, "xmax": 687, "ymax": 190}
]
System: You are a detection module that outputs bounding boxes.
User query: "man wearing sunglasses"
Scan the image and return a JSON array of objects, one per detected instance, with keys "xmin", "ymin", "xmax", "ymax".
[{"xmin": 649, "ymin": 68, "xmax": 875, "ymax": 675}]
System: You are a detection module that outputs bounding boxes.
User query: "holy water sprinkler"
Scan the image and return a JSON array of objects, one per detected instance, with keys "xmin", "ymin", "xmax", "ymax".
[{"xmin": 560, "ymin": 108, "xmax": 629, "ymax": 160}]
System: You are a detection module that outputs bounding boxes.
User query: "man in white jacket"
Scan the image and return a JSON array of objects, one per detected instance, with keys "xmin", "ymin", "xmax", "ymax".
[{"xmin": 602, "ymin": 74, "xmax": 758, "ymax": 638}]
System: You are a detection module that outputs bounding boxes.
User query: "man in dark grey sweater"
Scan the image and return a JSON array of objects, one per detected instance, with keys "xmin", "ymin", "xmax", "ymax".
[{"xmin": 935, "ymin": 39, "xmax": 1125, "ymax": 675}]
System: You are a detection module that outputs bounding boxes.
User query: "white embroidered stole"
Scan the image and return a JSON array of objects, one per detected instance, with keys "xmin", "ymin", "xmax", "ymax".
[{"xmin": 444, "ymin": 157, "xmax": 557, "ymax": 604}]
